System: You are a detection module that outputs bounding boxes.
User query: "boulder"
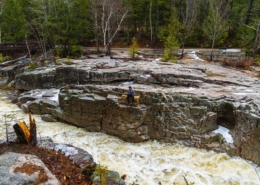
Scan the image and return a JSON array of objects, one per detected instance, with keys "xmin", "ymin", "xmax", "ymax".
[{"xmin": 0, "ymin": 152, "xmax": 60, "ymax": 185}]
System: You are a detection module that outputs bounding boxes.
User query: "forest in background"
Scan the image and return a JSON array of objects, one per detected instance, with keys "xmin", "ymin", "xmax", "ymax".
[{"xmin": 0, "ymin": 0, "xmax": 260, "ymax": 59}]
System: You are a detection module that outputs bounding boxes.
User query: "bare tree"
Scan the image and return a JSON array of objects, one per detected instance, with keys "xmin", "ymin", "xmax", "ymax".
[
  {"xmin": 90, "ymin": 0, "xmax": 130, "ymax": 55},
  {"xmin": 178, "ymin": 0, "xmax": 200, "ymax": 59},
  {"xmin": 241, "ymin": 1, "xmax": 260, "ymax": 57},
  {"xmin": 90, "ymin": 0, "xmax": 101, "ymax": 53},
  {"xmin": 26, "ymin": 0, "xmax": 50, "ymax": 59},
  {"xmin": 245, "ymin": 0, "xmax": 255, "ymax": 24},
  {"xmin": 202, "ymin": 0, "xmax": 231, "ymax": 61},
  {"xmin": 243, "ymin": 18, "xmax": 260, "ymax": 57},
  {"xmin": 149, "ymin": 0, "xmax": 153, "ymax": 46},
  {"xmin": 0, "ymin": 0, "xmax": 5, "ymax": 43}
]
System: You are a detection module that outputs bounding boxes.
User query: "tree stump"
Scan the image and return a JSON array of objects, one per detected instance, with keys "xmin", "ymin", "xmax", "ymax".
[{"xmin": 13, "ymin": 113, "xmax": 37, "ymax": 146}]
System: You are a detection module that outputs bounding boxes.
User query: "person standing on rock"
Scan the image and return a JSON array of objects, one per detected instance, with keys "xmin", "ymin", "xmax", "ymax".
[{"xmin": 127, "ymin": 86, "xmax": 135, "ymax": 105}]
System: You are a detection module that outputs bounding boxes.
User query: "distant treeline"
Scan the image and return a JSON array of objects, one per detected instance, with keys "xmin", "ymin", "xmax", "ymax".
[{"xmin": 0, "ymin": 0, "xmax": 259, "ymax": 57}]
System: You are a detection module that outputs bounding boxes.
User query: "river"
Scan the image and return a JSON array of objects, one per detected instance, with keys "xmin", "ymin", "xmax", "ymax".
[{"xmin": 0, "ymin": 90, "xmax": 260, "ymax": 185}]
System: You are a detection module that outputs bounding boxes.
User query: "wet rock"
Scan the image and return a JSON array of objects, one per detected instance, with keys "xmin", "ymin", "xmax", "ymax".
[
  {"xmin": 26, "ymin": 99, "xmax": 58, "ymax": 114},
  {"xmin": 21, "ymin": 103, "xmax": 29, "ymax": 113},
  {"xmin": 41, "ymin": 114, "xmax": 58, "ymax": 122},
  {"xmin": 96, "ymin": 59, "xmax": 122, "ymax": 68},
  {"xmin": 41, "ymin": 84, "xmax": 260, "ymax": 166},
  {"xmin": 0, "ymin": 57, "xmax": 30, "ymax": 86},
  {"xmin": 37, "ymin": 142, "xmax": 95, "ymax": 170},
  {"xmin": 206, "ymin": 142, "xmax": 220, "ymax": 149},
  {"xmin": 91, "ymin": 166, "xmax": 121, "ymax": 185},
  {"xmin": 209, "ymin": 133, "xmax": 224, "ymax": 144}
]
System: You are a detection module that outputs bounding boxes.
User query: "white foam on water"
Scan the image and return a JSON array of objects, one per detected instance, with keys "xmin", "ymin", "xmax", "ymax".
[
  {"xmin": 225, "ymin": 49, "xmax": 241, "ymax": 53},
  {"xmin": 213, "ymin": 126, "xmax": 234, "ymax": 143},
  {"xmin": 0, "ymin": 90, "xmax": 260, "ymax": 185},
  {"xmin": 187, "ymin": 50, "xmax": 203, "ymax": 61}
]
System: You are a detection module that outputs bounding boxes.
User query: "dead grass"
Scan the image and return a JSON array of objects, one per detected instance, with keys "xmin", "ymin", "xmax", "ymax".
[
  {"xmin": 14, "ymin": 163, "xmax": 49, "ymax": 185},
  {"xmin": 223, "ymin": 59, "xmax": 253, "ymax": 68}
]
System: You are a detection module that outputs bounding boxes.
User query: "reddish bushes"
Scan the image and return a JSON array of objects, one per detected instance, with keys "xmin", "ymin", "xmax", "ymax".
[{"xmin": 223, "ymin": 58, "xmax": 253, "ymax": 68}]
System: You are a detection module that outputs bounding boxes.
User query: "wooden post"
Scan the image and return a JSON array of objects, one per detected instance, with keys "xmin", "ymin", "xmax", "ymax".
[{"xmin": 29, "ymin": 113, "xmax": 37, "ymax": 146}]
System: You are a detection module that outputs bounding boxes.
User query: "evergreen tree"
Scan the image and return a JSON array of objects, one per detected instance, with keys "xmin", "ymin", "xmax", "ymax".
[
  {"xmin": 158, "ymin": 9, "xmax": 180, "ymax": 62},
  {"xmin": 129, "ymin": 37, "xmax": 139, "ymax": 60},
  {"xmin": 1, "ymin": 0, "xmax": 25, "ymax": 42}
]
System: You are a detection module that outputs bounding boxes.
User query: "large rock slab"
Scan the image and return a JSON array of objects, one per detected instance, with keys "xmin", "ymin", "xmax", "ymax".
[
  {"xmin": 0, "ymin": 152, "xmax": 60, "ymax": 185},
  {"xmin": 15, "ymin": 58, "xmax": 260, "ymax": 91},
  {"xmin": 53, "ymin": 84, "xmax": 260, "ymax": 166},
  {"xmin": 0, "ymin": 56, "xmax": 30, "ymax": 86}
]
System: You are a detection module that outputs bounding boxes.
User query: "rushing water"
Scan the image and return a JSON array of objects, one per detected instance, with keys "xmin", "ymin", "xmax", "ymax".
[{"xmin": 0, "ymin": 90, "xmax": 260, "ymax": 185}]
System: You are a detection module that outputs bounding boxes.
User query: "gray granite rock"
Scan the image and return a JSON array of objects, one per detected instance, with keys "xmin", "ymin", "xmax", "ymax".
[
  {"xmin": 0, "ymin": 152, "xmax": 60, "ymax": 185},
  {"xmin": 3, "ymin": 56, "xmax": 260, "ymax": 167}
]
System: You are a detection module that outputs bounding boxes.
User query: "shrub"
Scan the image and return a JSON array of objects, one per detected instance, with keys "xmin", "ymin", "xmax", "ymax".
[
  {"xmin": 54, "ymin": 45, "xmax": 82, "ymax": 58},
  {"xmin": 43, "ymin": 60, "xmax": 49, "ymax": 66},
  {"xmin": 64, "ymin": 59, "xmax": 74, "ymax": 65},
  {"xmin": 27, "ymin": 62, "xmax": 38, "ymax": 70},
  {"xmin": 254, "ymin": 57, "xmax": 260, "ymax": 65},
  {"xmin": 0, "ymin": 54, "xmax": 11, "ymax": 63},
  {"xmin": 68, "ymin": 45, "xmax": 82, "ymax": 58},
  {"xmin": 162, "ymin": 49, "xmax": 178, "ymax": 63},
  {"xmin": 128, "ymin": 37, "xmax": 139, "ymax": 60},
  {"xmin": 223, "ymin": 58, "xmax": 253, "ymax": 68},
  {"xmin": 55, "ymin": 56, "xmax": 60, "ymax": 60}
]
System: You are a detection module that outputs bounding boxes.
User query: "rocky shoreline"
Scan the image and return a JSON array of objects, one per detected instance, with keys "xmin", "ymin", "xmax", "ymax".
[
  {"xmin": 0, "ymin": 139, "xmax": 96, "ymax": 185},
  {"xmin": 1, "ymin": 55, "xmax": 260, "ymax": 170}
]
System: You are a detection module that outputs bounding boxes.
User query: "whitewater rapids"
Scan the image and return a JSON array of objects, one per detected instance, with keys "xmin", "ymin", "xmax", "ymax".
[{"xmin": 0, "ymin": 90, "xmax": 259, "ymax": 185}]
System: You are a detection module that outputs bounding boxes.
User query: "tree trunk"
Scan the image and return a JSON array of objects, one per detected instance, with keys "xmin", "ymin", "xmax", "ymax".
[
  {"xmin": 253, "ymin": 19, "xmax": 260, "ymax": 57},
  {"xmin": 95, "ymin": 14, "xmax": 99, "ymax": 53},
  {"xmin": 181, "ymin": 42, "xmax": 185, "ymax": 59},
  {"xmin": 210, "ymin": 39, "xmax": 215, "ymax": 61},
  {"xmin": 149, "ymin": 0, "xmax": 153, "ymax": 47},
  {"xmin": 245, "ymin": 0, "xmax": 254, "ymax": 25}
]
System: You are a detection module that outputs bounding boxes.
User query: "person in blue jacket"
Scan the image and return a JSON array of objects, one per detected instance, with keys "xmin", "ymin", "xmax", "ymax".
[{"xmin": 127, "ymin": 86, "xmax": 135, "ymax": 105}]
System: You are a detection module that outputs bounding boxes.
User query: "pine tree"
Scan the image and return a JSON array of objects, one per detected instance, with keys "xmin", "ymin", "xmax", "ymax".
[
  {"xmin": 1, "ymin": 0, "xmax": 26, "ymax": 42},
  {"xmin": 158, "ymin": 9, "xmax": 180, "ymax": 62}
]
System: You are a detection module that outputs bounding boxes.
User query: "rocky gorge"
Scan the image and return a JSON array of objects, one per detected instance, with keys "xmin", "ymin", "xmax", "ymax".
[{"xmin": 1, "ymin": 50, "xmax": 260, "ymax": 184}]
